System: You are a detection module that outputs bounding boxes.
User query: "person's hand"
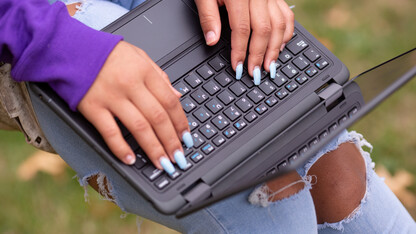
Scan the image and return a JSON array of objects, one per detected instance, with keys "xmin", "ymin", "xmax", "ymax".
[
  {"xmin": 78, "ymin": 41, "xmax": 193, "ymax": 174},
  {"xmin": 194, "ymin": 0, "xmax": 294, "ymax": 85}
]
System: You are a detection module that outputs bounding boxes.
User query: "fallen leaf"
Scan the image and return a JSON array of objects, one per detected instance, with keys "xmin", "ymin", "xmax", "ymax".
[{"xmin": 17, "ymin": 150, "xmax": 67, "ymax": 181}]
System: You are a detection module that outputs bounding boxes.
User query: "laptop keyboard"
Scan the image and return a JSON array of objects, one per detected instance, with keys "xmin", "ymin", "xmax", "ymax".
[{"xmin": 119, "ymin": 31, "xmax": 332, "ymax": 191}]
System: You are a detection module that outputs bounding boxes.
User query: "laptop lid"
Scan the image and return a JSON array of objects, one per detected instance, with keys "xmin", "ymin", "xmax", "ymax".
[{"xmin": 176, "ymin": 47, "xmax": 416, "ymax": 216}]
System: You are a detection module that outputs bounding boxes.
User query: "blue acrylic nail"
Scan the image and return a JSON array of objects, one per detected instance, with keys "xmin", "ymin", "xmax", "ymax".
[
  {"xmin": 182, "ymin": 131, "xmax": 193, "ymax": 148},
  {"xmin": 174, "ymin": 150, "xmax": 188, "ymax": 170},
  {"xmin": 160, "ymin": 157, "xmax": 175, "ymax": 175},
  {"xmin": 270, "ymin": 61, "xmax": 276, "ymax": 79},
  {"xmin": 253, "ymin": 67, "xmax": 261, "ymax": 85},
  {"xmin": 236, "ymin": 63, "xmax": 243, "ymax": 80}
]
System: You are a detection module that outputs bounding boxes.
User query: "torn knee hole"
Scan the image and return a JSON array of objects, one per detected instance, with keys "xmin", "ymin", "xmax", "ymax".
[
  {"xmin": 67, "ymin": 2, "xmax": 82, "ymax": 16},
  {"xmin": 87, "ymin": 173, "xmax": 115, "ymax": 201}
]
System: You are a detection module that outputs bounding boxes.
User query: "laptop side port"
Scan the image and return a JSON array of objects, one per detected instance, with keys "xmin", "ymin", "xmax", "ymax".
[{"xmin": 316, "ymin": 82, "xmax": 345, "ymax": 111}]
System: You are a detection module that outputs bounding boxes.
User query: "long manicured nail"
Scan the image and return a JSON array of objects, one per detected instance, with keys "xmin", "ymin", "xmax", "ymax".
[
  {"xmin": 236, "ymin": 62, "xmax": 243, "ymax": 80},
  {"xmin": 280, "ymin": 43, "xmax": 286, "ymax": 52},
  {"xmin": 174, "ymin": 150, "xmax": 187, "ymax": 170},
  {"xmin": 160, "ymin": 157, "xmax": 175, "ymax": 175},
  {"xmin": 270, "ymin": 61, "xmax": 276, "ymax": 79},
  {"xmin": 205, "ymin": 31, "xmax": 216, "ymax": 45},
  {"xmin": 182, "ymin": 131, "xmax": 193, "ymax": 148},
  {"xmin": 125, "ymin": 154, "xmax": 136, "ymax": 165},
  {"xmin": 253, "ymin": 66, "xmax": 261, "ymax": 85}
]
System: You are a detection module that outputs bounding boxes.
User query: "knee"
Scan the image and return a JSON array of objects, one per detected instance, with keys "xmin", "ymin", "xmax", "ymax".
[{"xmin": 308, "ymin": 142, "xmax": 367, "ymax": 224}]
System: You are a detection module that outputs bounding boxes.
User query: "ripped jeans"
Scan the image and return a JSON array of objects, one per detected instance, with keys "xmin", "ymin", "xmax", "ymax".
[{"xmin": 36, "ymin": 0, "xmax": 416, "ymax": 233}]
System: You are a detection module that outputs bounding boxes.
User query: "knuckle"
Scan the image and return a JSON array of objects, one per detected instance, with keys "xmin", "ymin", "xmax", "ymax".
[
  {"xmin": 235, "ymin": 22, "xmax": 251, "ymax": 37},
  {"xmin": 151, "ymin": 108, "xmax": 169, "ymax": 125},
  {"xmin": 162, "ymin": 95, "xmax": 180, "ymax": 110},
  {"xmin": 101, "ymin": 126, "xmax": 119, "ymax": 140},
  {"xmin": 287, "ymin": 10, "xmax": 295, "ymax": 21},
  {"xmin": 199, "ymin": 14, "xmax": 218, "ymax": 27},
  {"xmin": 130, "ymin": 118, "xmax": 150, "ymax": 133},
  {"xmin": 256, "ymin": 23, "xmax": 272, "ymax": 36},
  {"xmin": 275, "ymin": 21, "xmax": 287, "ymax": 32}
]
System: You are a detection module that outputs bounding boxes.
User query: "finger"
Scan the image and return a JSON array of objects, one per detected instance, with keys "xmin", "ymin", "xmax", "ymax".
[
  {"xmin": 80, "ymin": 107, "xmax": 136, "ymax": 165},
  {"xmin": 277, "ymin": 0, "xmax": 295, "ymax": 48},
  {"xmin": 130, "ymin": 84, "xmax": 190, "ymax": 170},
  {"xmin": 132, "ymin": 46, "xmax": 182, "ymax": 98},
  {"xmin": 247, "ymin": 0, "xmax": 271, "ymax": 85},
  {"xmin": 113, "ymin": 101, "xmax": 175, "ymax": 172},
  {"xmin": 225, "ymin": 0, "xmax": 250, "ymax": 79},
  {"xmin": 263, "ymin": 0, "xmax": 285, "ymax": 75},
  {"xmin": 143, "ymin": 71, "xmax": 192, "ymax": 148},
  {"xmin": 194, "ymin": 0, "xmax": 222, "ymax": 46}
]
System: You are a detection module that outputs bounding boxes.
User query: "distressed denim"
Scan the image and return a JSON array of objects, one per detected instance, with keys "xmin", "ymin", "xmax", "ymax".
[{"xmin": 32, "ymin": 0, "xmax": 416, "ymax": 233}]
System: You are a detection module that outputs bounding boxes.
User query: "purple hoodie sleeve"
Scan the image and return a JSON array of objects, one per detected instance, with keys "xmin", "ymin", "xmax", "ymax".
[{"xmin": 0, "ymin": 0, "xmax": 123, "ymax": 110}]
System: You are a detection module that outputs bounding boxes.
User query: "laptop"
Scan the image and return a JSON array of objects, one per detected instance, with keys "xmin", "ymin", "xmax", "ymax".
[{"xmin": 26, "ymin": 0, "xmax": 416, "ymax": 217}]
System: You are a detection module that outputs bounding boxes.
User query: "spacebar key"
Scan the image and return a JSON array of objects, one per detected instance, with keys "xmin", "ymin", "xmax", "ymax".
[{"xmin": 164, "ymin": 41, "xmax": 224, "ymax": 84}]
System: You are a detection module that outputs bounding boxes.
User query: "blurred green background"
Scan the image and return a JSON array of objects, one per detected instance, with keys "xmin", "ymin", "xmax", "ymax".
[{"xmin": 0, "ymin": 0, "xmax": 415, "ymax": 233}]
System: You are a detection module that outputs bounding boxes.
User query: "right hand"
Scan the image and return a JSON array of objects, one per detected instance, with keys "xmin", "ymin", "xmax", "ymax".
[{"xmin": 78, "ymin": 41, "xmax": 191, "ymax": 173}]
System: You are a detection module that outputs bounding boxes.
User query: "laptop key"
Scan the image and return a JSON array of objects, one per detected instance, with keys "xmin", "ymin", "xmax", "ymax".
[
  {"xmin": 288, "ymin": 154, "xmax": 299, "ymax": 164},
  {"xmin": 202, "ymin": 144, "xmax": 215, "ymax": 155},
  {"xmin": 277, "ymin": 161, "xmax": 288, "ymax": 171},
  {"xmin": 338, "ymin": 115, "xmax": 348, "ymax": 124},
  {"xmin": 173, "ymin": 82, "xmax": 191, "ymax": 96},
  {"xmin": 247, "ymin": 88, "xmax": 265, "ymax": 104},
  {"xmin": 154, "ymin": 176, "xmax": 170, "ymax": 190},
  {"xmin": 272, "ymin": 72, "xmax": 288, "ymax": 87},
  {"xmin": 229, "ymin": 82, "xmax": 247, "ymax": 97},
  {"xmin": 304, "ymin": 48, "xmax": 321, "ymax": 62},
  {"xmin": 134, "ymin": 153, "xmax": 148, "ymax": 169},
  {"xmin": 265, "ymin": 96, "xmax": 278, "ymax": 107},
  {"xmin": 276, "ymin": 88, "xmax": 289, "ymax": 100},
  {"xmin": 126, "ymin": 136, "xmax": 139, "ymax": 151},
  {"xmin": 234, "ymin": 119, "xmax": 247, "ymax": 130},
  {"xmin": 190, "ymin": 152, "xmax": 204, "ymax": 163},
  {"xmin": 319, "ymin": 131, "xmax": 328, "ymax": 140},
  {"xmin": 197, "ymin": 65, "xmax": 215, "ymax": 80},
  {"xmin": 295, "ymin": 75, "xmax": 308, "ymax": 85},
  {"xmin": 213, "ymin": 135, "xmax": 226, "ymax": 147},
  {"xmin": 235, "ymin": 97, "xmax": 253, "ymax": 113},
  {"xmin": 282, "ymin": 64, "xmax": 299, "ymax": 79},
  {"xmin": 309, "ymin": 138, "xmax": 319, "ymax": 147},
  {"xmin": 315, "ymin": 59, "xmax": 329, "ymax": 70},
  {"xmin": 203, "ymin": 80, "xmax": 221, "ymax": 95},
  {"xmin": 220, "ymin": 48, "xmax": 231, "ymax": 62},
  {"xmin": 285, "ymin": 81, "xmax": 298, "ymax": 92},
  {"xmin": 168, "ymin": 171, "xmax": 181, "ymax": 180},
  {"xmin": 185, "ymin": 73, "xmax": 203, "ymax": 88},
  {"xmin": 191, "ymin": 89, "xmax": 209, "ymax": 104},
  {"xmin": 192, "ymin": 132, "xmax": 206, "ymax": 148},
  {"xmin": 306, "ymin": 67, "xmax": 318, "ymax": 77},
  {"xmin": 244, "ymin": 112, "xmax": 258, "ymax": 123},
  {"xmin": 199, "ymin": 123, "xmax": 218, "ymax": 139},
  {"xmin": 278, "ymin": 51, "xmax": 292, "ymax": 64},
  {"xmin": 183, "ymin": 147, "xmax": 193, "ymax": 156},
  {"xmin": 211, "ymin": 114, "xmax": 230, "ymax": 130},
  {"xmin": 181, "ymin": 98, "xmax": 197, "ymax": 113},
  {"xmin": 255, "ymin": 104, "xmax": 268, "ymax": 115},
  {"xmin": 143, "ymin": 166, "xmax": 163, "ymax": 181},
  {"xmin": 240, "ymin": 74, "xmax": 254, "ymax": 88},
  {"xmin": 223, "ymin": 127, "xmax": 237, "ymax": 139},
  {"xmin": 215, "ymin": 72, "xmax": 233, "ymax": 87},
  {"xmin": 209, "ymin": 56, "xmax": 227, "ymax": 71},
  {"xmin": 187, "ymin": 116, "xmax": 199, "ymax": 131},
  {"xmin": 224, "ymin": 106, "xmax": 242, "ymax": 121},
  {"xmin": 293, "ymin": 56, "xmax": 310, "ymax": 70},
  {"xmin": 193, "ymin": 107, "xmax": 211, "ymax": 123},
  {"xmin": 286, "ymin": 38, "xmax": 309, "ymax": 55},
  {"xmin": 205, "ymin": 98, "xmax": 224, "ymax": 114},
  {"xmin": 259, "ymin": 81, "xmax": 276, "ymax": 95},
  {"xmin": 218, "ymin": 90, "xmax": 235, "ymax": 105}
]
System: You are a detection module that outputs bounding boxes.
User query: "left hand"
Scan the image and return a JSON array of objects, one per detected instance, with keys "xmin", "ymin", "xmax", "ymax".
[{"xmin": 194, "ymin": 0, "xmax": 294, "ymax": 80}]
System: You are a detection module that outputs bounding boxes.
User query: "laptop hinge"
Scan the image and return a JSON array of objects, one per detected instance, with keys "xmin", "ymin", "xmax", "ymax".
[
  {"xmin": 183, "ymin": 182, "xmax": 212, "ymax": 205},
  {"xmin": 317, "ymin": 83, "xmax": 343, "ymax": 108}
]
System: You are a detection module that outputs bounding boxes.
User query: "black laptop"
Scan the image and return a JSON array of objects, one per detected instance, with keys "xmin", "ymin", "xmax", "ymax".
[{"xmin": 27, "ymin": 0, "xmax": 416, "ymax": 217}]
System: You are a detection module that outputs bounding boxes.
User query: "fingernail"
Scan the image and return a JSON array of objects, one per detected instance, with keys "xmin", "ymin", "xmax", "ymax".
[
  {"xmin": 125, "ymin": 154, "xmax": 136, "ymax": 165},
  {"xmin": 236, "ymin": 62, "xmax": 243, "ymax": 80},
  {"xmin": 160, "ymin": 157, "xmax": 175, "ymax": 175},
  {"xmin": 253, "ymin": 66, "xmax": 261, "ymax": 85},
  {"xmin": 269, "ymin": 61, "xmax": 276, "ymax": 79},
  {"xmin": 174, "ymin": 150, "xmax": 187, "ymax": 170},
  {"xmin": 182, "ymin": 131, "xmax": 193, "ymax": 148},
  {"xmin": 205, "ymin": 31, "xmax": 216, "ymax": 45},
  {"xmin": 280, "ymin": 43, "xmax": 286, "ymax": 52}
]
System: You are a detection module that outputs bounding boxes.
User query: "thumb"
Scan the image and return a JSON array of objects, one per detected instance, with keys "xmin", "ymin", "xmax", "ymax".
[{"xmin": 195, "ymin": 0, "xmax": 221, "ymax": 46}]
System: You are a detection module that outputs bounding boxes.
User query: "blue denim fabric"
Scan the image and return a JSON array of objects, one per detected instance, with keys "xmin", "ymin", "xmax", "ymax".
[{"xmin": 33, "ymin": 0, "xmax": 416, "ymax": 233}]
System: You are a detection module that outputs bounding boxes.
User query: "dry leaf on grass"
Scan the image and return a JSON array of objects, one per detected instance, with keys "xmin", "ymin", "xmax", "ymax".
[
  {"xmin": 376, "ymin": 165, "xmax": 416, "ymax": 208},
  {"xmin": 17, "ymin": 150, "xmax": 67, "ymax": 181}
]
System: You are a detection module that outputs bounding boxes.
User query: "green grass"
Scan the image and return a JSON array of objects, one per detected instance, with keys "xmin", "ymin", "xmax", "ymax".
[{"xmin": 1, "ymin": 0, "xmax": 415, "ymax": 233}]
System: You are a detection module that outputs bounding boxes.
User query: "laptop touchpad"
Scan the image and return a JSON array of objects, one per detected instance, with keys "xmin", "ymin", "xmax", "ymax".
[{"xmin": 113, "ymin": 0, "xmax": 201, "ymax": 62}]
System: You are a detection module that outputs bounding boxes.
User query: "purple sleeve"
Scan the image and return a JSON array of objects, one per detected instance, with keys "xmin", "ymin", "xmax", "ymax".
[{"xmin": 0, "ymin": 0, "xmax": 123, "ymax": 110}]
